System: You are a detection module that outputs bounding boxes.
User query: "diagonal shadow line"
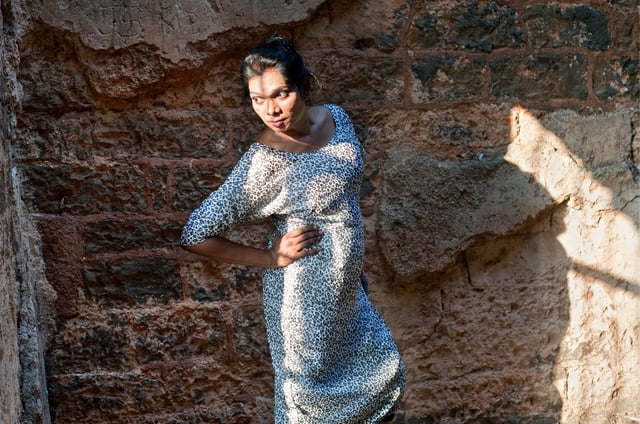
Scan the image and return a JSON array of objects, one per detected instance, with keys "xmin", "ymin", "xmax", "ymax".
[{"xmin": 570, "ymin": 261, "xmax": 640, "ymax": 296}]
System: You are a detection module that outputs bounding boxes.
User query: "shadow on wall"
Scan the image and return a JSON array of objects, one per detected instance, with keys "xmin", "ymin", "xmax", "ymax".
[
  {"xmin": 376, "ymin": 106, "xmax": 639, "ymax": 422},
  {"xmin": 506, "ymin": 106, "xmax": 640, "ymax": 423}
]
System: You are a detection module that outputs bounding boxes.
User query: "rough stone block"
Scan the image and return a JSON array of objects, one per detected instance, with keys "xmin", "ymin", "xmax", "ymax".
[
  {"xmin": 81, "ymin": 114, "xmax": 138, "ymax": 160},
  {"xmin": 47, "ymin": 372, "xmax": 169, "ymax": 421},
  {"xmin": 593, "ymin": 55, "xmax": 639, "ymax": 102},
  {"xmin": 299, "ymin": 0, "xmax": 409, "ymax": 52},
  {"xmin": 84, "ymin": 219, "xmax": 183, "ymax": 254},
  {"xmin": 524, "ymin": 5, "xmax": 609, "ymax": 50},
  {"xmin": 156, "ymin": 360, "xmax": 273, "ymax": 414},
  {"xmin": 180, "ymin": 261, "xmax": 261, "ymax": 304},
  {"xmin": 233, "ymin": 304, "xmax": 269, "ymax": 359},
  {"xmin": 200, "ymin": 56, "xmax": 247, "ymax": 108},
  {"xmin": 147, "ymin": 165, "xmax": 169, "ymax": 213},
  {"xmin": 18, "ymin": 26, "xmax": 92, "ymax": 111},
  {"xmin": 82, "ymin": 256, "xmax": 182, "ymax": 305},
  {"xmin": 541, "ymin": 109, "xmax": 635, "ymax": 168},
  {"xmin": 31, "ymin": 0, "xmax": 327, "ymax": 63},
  {"xmin": 411, "ymin": 54, "xmax": 486, "ymax": 101},
  {"xmin": 408, "ymin": 1, "xmax": 524, "ymax": 52},
  {"xmin": 356, "ymin": 104, "xmax": 512, "ymax": 162},
  {"xmin": 21, "ymin": 164, "xmax": 148, "ymax": 214},
  {"xmin": 14, "ymin": 113, "xmax": 66, "ymax": 161},
  {"xmin": 306, "ymin": 55, "xmax": 404, "ymax": 104},
  {"xmin": 48, "ymin": 318, "xmax": 132, "ymax": 373},
  {"xmin": 378, "ymin": 152, "xmax": 555, "ymax": 277},
  {"xmin": 172, "ymin": 167, "xmax": 228, "ymax": 212},
  {"xmin": 611, "ymin": 13, "xmax": 637, "ymax": 49},
  {"xmin": 36, "ymin": 217, "xmax": 82, "ymax": 317},
  {"xmin": 132, "ymin": 109, "xmax": 233, "ymax": 159},
  {"xmin": 132, "ymin": 305, "xmax": 227, "ymax": 364},
  {"xmin": 490, "ymin": 54, "xmax": 588, "ymax": 100},
  {"xmin": 48, "ymin": 305, "xmax": 228, "ymax": 374}
]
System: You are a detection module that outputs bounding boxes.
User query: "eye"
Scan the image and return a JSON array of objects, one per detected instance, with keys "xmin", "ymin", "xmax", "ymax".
[
  {"xmin": 252, "ymin": 96, "xmax": 265, "ymax": 104},
  {"xmin": 277, "ymin": 90, "xmax": 289, "ymax": 98}
]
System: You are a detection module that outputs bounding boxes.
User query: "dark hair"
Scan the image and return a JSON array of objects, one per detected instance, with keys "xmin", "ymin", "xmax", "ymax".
[{"xmin": 240, "ymin": 35, "xmax": 316, "ymax": 100}]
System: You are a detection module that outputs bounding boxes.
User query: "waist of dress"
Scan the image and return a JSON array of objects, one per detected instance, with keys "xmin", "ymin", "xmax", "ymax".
[{"xmin": 277, "ymin": 214, "xmax": 362, "ymax": 232}]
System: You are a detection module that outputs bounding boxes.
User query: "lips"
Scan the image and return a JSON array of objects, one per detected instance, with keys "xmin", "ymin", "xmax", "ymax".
[{"xmin": 270, "ymin": 118, "xmax": 286, "ymax": 128}]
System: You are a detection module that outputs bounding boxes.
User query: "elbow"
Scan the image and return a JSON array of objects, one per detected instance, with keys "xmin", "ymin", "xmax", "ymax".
[
  {"xmin": 179, "ymin": 237, "xmax": 211, "ymax": 257},
  {"xmin": 179, "ymin": 238, "xmax": 198, "ymax": 253},
  {"xmin": 179, "ymin": 233, "xmax": 196, "ymax": 252}
]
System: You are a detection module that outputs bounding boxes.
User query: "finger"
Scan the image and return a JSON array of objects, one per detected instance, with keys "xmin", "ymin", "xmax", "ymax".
[
  {"xmin": 303, "ymin": 247, "xmax": 322, "ymax": 256},
  {"xmin": 294, "ymin": 224, "xmax": 321, "ymax": 235},
  {"xmin": 294, "ymin": 233, "xmax": 321, "ymax": 249}
]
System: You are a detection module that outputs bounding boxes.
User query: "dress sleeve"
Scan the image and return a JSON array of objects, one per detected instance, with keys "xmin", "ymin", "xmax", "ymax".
[{"xmin": 180, "ymin": 146, "xmax": 271, "ymax": 246}]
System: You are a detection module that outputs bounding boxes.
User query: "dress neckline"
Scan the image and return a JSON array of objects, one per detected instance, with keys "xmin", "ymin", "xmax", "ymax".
[{"xmin": 255, "ymin": 104, "xmax": 338, "ymax": 155}]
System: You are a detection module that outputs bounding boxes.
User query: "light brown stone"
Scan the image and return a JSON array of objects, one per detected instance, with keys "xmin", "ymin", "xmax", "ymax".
[{"xmin": 2, "ymin": 0, "xmax": 639, "ymax": 423}]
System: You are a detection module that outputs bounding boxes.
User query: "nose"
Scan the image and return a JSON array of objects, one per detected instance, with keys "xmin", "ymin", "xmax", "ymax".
[{"xmin": 266, "ymin": 99, "xmax": 280, "ymax": 116}]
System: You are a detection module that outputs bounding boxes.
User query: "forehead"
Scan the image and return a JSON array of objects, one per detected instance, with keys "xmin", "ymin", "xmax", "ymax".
[{"xmin": 248, "ymin": 67, "xmax": 289, "ymax": 93}]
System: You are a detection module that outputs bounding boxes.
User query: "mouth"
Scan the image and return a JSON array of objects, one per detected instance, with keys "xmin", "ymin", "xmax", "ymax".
[{"xmin": 270, "ymin": 118, "xmax": 286, "ymax": 128}]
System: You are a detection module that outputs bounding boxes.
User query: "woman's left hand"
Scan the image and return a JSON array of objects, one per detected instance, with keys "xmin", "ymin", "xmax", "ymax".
[{"xmin": 268, "ymin": 225, "xmax": 323, "ymax": 267}]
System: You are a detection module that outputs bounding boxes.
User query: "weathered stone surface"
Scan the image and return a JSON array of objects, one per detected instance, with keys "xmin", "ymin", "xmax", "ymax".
[
  {"xmin": 307, "ymin": 54, "xmax": 404, "ymax": 104},
  {"xmin": 233, "ymin": 304, "xmax": 270, "ymax": 360},
  {"xmin": 541, "ymin": 109, "xmax": 634, "ymax": 169},
  {"xmin": 29, "ymin": 0, "xmax": 328, "ymax": 63},
  {"xmin": 35, "ymin": 221, "xmax": 82, "ymax": 320},
  {"xmin": 133, "ymin": 109, "xmax": 233, "ymax": 159},
  {"xmin": 593, "ymin": 55, "xmax": 639, "ymax": 101},
  {"xmin": 490, "ymin": 54, "xmax": 588, "ymax": 100},
  {"xmin": 299, "ymin": 0, "xmax": 409, "ymax": 51},
  {"xmin": 180, "ymin": 260, "xmax": 264, "ymax": 305},
  {"xmin": 18, "ymin": 25, "xmax": 93, "ymax": 111},
  {"xmin": 146, "ymin": 165, "xmax": 169, "ymax": 213},
  {"xmin": 357, "ymin": 104, "xmax": 513, "ymax": 161},
  {"xmin": 524, "ymin": 5, "xmax": 609, "ymax": 50},
  {"xmin": 49, "ymin": 305, "xmax": 228, "ymax": 373},
  {"xmin": 83, "ymin": 218, "xmax": 183, "ymax": 253},
  {"xmin": 411, "ymin": 54, "xmax": 486, "ymax": 101},
  {"xmin": 21, "ymin": 163, "xmax": 148, "ymax": 214},
  {"xmin": 82, "ymin": 256, "xmax": 183, "ymax": 305},
  {"xmin": 3, "ymin": 0, "xmax": 639, "ymax": 423},
  {"xmin": 408, "ymin": 1, "xmax": 524, "ymax": 51},
  {"xmin": 48, "ymin": 372, "xmax": 171, "ymax": 421},
  {"xmin": 48, "ymin": 359, "xmax": 274, "ymax": 423},
  {"xmin": 611, "ymin": 12, "xmax": 637, "ymax": 48},
  {"xmin": 172, "ymin": 167, "xmax": 229, "ymax": 212},
  {"xmin": 378, "ymin": 151, "xmax": 556, "ymax": 277},
  {"xmin": 2, "ymin": 2, "xmax": 53, "ymax": 422}
]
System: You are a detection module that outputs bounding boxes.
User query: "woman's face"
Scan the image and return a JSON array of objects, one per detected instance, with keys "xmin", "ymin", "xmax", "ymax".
[{"xmin": 247, "ymin": 67, "xmax": 307, "ymax": 134}]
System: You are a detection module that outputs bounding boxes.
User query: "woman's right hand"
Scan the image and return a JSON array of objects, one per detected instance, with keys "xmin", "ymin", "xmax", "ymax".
[{"xmin": 269, "ymin": 225, "xmax": 323, "ymax": 267}]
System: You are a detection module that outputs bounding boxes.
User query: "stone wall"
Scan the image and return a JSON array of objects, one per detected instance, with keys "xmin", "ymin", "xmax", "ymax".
[
  {"xmin": 6, "ymin": 0, "xmax": 640, "ymax": 423},
  {"xmin": 1, "ymin": 1, "xmax": 23, "ymax": 417},
  {"xmin": 1, "ymin": 1, "xmax": 53, "ymax": 423}
]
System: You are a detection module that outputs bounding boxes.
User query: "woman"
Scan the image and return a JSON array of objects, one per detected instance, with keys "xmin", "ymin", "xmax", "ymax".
[{"xmin": 181, "ymin": 35, "xmax": 405, "ymax": 423}]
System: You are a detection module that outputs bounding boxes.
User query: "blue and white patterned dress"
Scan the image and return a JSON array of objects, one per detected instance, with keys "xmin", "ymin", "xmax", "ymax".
[{"xmin": 181, "ymin": 104, "xmax": 405, "ymax": 423}]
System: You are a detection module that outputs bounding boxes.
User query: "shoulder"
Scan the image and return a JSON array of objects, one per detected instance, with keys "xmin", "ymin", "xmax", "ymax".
[
  {"xmin": 322, "ymin": 104, "xmax": 358, "ymax": 139},
  {"xmin": 322, "ymin": 104, "xmax": 351, "ymax": 122}
]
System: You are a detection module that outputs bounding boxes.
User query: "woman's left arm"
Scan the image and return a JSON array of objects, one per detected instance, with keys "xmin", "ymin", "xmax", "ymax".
[{"xmin": 182, "ymin": 225, "xmax": 323, "ymax": 268}]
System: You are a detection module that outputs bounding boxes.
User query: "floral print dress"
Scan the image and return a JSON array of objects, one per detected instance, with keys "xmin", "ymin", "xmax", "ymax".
[{"xmin": 181, "ymin": 104, "xmax": 405, "ymax": 423}]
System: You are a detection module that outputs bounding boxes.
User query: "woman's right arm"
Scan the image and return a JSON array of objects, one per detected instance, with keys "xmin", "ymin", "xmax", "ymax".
[{"xmin": 181, "ymin": 225, "xmax": 323, "ymax": 268}]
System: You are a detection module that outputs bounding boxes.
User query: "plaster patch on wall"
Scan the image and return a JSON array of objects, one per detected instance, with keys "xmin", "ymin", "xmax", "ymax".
[{"xmin": 30, "ymin": 0, "xmax": 327, "ymax": 62}]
